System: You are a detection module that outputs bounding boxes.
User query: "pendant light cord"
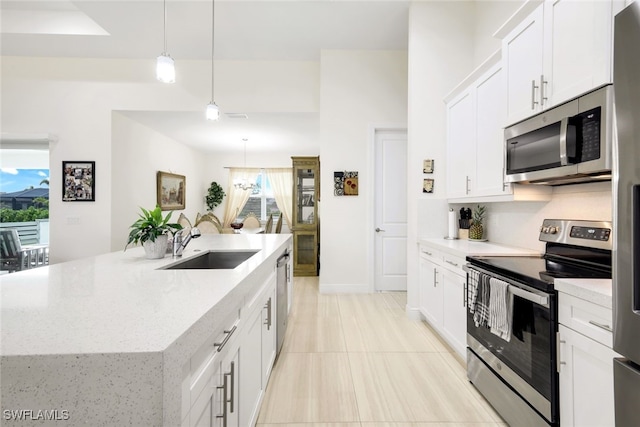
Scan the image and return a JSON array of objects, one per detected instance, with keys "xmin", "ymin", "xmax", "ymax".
[
  {"xmin": 163, "ymin": 0, "xmax": 168, "ymax": 54},
  {"xmin": 211, "ymin": 0, "xmax": 215, "ymax": 102}
]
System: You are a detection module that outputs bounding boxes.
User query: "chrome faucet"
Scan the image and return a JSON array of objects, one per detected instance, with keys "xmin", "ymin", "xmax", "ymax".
[{"xmin": 172, "ymin": 227, "xmax": 201, "ymax": 257}]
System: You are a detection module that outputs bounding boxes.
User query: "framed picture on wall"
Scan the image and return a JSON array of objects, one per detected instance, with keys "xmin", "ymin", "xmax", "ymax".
[
  {"xmin": 62, "ymin": 161, "xmax": 95, "ymax": 201},
  {"xmin": 157, "ymin": 171, "xmax": 186, "ymax": 210}
]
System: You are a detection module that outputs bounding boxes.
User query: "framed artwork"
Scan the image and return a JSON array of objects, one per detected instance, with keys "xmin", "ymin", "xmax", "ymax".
[
  {"xmin": 334, "ymin": 171, "xmax": 359, "ymax": 196},
  {"xmin": 62, "ymin": 161, "xmax": 95, "ymax": 201},
  {"xmin": 423, "ymin": 178, "xmax": 434, "ymax": 193},
  {"xmin": 423, "ymin": 159, "xmax": 434, "ymax": 174},
  {"xmin": 157, "ymin": 171, "xmax": 186, "ymax": 211}
]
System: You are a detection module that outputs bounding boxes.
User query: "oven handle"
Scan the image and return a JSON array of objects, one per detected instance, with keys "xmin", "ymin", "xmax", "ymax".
[
  {"xmin": 509, "ymin": 285, "xmax": 549, "ymax": 306},
  {"xmin": 463, "ymin": 264, "xmax": 550, "ymax": 307}
]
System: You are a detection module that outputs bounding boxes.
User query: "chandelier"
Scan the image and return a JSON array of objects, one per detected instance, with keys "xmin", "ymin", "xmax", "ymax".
[{"xmin": 234, "ymin": 138, "xmax": 255, "ymax": 191}]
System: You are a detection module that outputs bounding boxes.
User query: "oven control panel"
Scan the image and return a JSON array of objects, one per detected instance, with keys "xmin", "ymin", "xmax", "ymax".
[
  {"xmin": 570, "ymin": 226, "xmax": 611, "ymax": 241},
  {"xmin": 539, "ymin": 219, "xmax": 613, "ymax": 250}
]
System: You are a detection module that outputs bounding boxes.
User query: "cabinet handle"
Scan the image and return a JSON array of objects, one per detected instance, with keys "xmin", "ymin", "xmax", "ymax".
[
  {"xmin": 264, "ymin": 298, "xmax": 272, "ymax": 330},
  {"xmin": 556, "ymin": 332, "xmax": 566, "ymax": 373},
  {"xmin": 589, "ymin": 320, "xmax": 613, "ymax": 332},
  {"xmin": 465, "ymin": 176, "xmax": 470, "ymax": 195},
  {"xmin": 433, "ymin": 268, "xmax": 438, "ymax": 287},
  {"xmin": 216, "ymin": 373, "xmax": 228, "ymax": 427},
  {"xmin": 214, "ymin": 325, "xmax": 237, "ymax": 352},
  {"xmin": 421, "ymin": 250, "xmax": 433, "ymax": 256},
  {"xmin": 445, "ymin": 259, "xmax": 459, "ymax": 268},
  {"xmin": 463, "ymin": 279, "xmax": 467, "ymax": 308},
  {"xmin": 540, "ymin": 75, "xmax": 548, "ymax": 107},
  {"xmin": 531, "ymin": 79, "xmax": 539, "ymax": 110},
  {"xmin": 227, "ymin": 361, "xmax": 235, "ymax": 413}
]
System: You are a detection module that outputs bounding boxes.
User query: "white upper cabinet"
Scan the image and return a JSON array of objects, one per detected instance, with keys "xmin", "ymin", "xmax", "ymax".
[
  {"xmin": 474, "ymin": 64, "xmax": 509, "ymax": 197},
  {"xmin": 446, "ymin": 90, "xmax": 475, "ymax": 199},
  {"xmin": 542, "ymin": 0, "xmax": 615, "ymax": 108},
  {"xmin": 503, "ymin": 0, "xmax": 620, "ymax": 125},
  {"xmin": 503, "ymin": 5, "xmax": 545, "ymax": 124},
  {"xmin": 446, "ymin": 58, "xmax": 515, "ymax": 201}
]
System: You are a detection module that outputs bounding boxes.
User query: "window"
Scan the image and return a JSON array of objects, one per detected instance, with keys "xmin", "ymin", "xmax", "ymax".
[{"xmin": 239, "ymin": 170, "xmax": 280, "ymax": 221}]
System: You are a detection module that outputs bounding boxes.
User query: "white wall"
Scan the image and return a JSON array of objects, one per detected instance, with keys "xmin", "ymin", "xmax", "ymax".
[
  {"xmin": 1, "ymin": 57, "xmax": 319, "ymax": 262},
  {"xmin": 473, "ymin": 1, "xmax": 525, "ymax": 67},
  {"xmin": 319, "ymin": 49, "xmax": 408, "ymax": 292},
  {"xmin": 407, "ymin": 1, "xmax": 475, "ymax": 311},
  {"xmin": 111, "ymin": 113, "xmax": 210, "ymax": 251}
]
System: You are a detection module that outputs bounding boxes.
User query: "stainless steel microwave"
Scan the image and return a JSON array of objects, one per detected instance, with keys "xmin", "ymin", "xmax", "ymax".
[{"xmin": 504, "ymin": 84, "xmax": 613, "ymax": 185}]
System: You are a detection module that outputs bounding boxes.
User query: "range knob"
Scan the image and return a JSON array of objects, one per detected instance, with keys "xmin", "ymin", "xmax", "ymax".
[
  {"xmin": 548, "ymin": 226, "xmax": 559, "ymax": 234},
  {"xmin": 541, "ymin": 226, "xmax": 550, "ymax": 234}
]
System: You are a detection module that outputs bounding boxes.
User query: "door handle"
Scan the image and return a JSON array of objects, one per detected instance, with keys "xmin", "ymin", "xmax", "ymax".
[
  {"xmin": 540, "ymin": 75, "xmax": 548, "ymax": 107},
  {"xmin": 531, "ymin": 79, "xmax": 539, "ymax": 110},
  {"xmin": 375, "ymin": 228, "xmax": 386, "ymax": 232}
]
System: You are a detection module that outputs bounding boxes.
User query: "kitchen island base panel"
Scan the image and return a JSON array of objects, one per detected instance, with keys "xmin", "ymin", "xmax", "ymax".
[{"xmin": 1, "ymin": 352, "xmax": 163, "ymax": 427}]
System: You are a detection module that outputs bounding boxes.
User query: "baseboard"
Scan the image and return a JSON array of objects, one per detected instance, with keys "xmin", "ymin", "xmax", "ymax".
[
  {"xmin": 319, "ymin": 283, "xmax": 371, "ymax": 294},
  {"xmin": 405, "ymin": 306, "xmax": 423, "ymax": 321}
]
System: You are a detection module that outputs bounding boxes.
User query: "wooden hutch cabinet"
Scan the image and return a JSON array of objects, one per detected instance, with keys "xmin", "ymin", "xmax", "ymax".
[{"xmin": 291, "ymin": 156, "xmax": 320, "ymax": 276}]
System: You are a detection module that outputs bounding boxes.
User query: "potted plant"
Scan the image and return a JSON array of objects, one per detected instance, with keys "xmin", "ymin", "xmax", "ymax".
[
  {"xmin": 205, "ymin": 181, "xmax": 225, "ymax": 212},
  {"xmin": 125, "ymin": 205, "xmax": 183, "ymax": 259}
]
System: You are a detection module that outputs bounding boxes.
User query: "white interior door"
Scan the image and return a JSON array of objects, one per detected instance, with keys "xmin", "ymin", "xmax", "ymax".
[{"xmin": 374, "ymin": 129, "xmax": 407, "ymax": 291}]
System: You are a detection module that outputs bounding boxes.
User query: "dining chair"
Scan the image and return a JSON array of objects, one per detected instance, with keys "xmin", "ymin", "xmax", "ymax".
[
  {"xmin": 264, "ymin": 214, "xmax": 274, "ymax": 233},
  {"xmin": 243, "ymin": 212, "xmax": 261, "ymax": 229},
  {"xmin": 177, "ymin": 213, "xmax": 192, "ymax": 231},
  {"xmin": 195, "ymin": 215, "xmax": 222, "ymax": 234},
  {"xmin": 274, "ymin": 214, "xmax": 283, "ymax": 233}
]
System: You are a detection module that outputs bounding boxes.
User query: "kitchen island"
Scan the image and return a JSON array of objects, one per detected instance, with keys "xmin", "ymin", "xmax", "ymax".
[{"xmin": 1, "ymin": 234, "xmax": 292, "ymax": 426}]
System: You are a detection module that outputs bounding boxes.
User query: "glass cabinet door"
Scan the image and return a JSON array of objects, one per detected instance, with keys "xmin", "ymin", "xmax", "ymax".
[{"xmin": 296, "ymin": 167, "xmax": 316, "ymax": 225}]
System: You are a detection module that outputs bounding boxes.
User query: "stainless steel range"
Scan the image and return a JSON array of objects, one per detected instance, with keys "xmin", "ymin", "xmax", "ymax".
[{"xmin": 465, "ymin": 219, "xmax": 612, "ymax": 427}]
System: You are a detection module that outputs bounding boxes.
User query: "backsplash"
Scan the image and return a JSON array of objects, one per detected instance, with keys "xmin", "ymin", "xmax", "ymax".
[
  {"xmin": 484, "ymin": 182, "xmax": 612, "ymax": 251},
  {"xmin": 418, "ymin": 182, "xmax": 613, "ymax": 252}
]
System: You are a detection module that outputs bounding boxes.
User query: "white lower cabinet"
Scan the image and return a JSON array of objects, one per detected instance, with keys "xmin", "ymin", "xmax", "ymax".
[
  {"xmin": 558, "ymin": 292, "xmax": 617, "ymax": 427},
  {"xmin": 441, "ymin": 268, "xmax": 467, "ymax": 357},
  {"xmin": 418, "ymin": 246, "xmax": 467, "ymax": 359},
  {"xmin": 184, "ymin": 269, "xmax": 278, "ymax": 427}
]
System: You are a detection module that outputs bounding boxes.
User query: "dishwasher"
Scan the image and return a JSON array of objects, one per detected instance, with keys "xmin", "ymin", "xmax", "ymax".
[{"xmin": 276, "ymin": 250, "xmax": 290, "ymax": 356}]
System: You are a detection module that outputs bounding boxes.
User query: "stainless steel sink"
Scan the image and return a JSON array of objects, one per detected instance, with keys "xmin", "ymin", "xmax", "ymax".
[{"xmin": 162, "ymin": 250, "xmax": 260, "ymax": 270}]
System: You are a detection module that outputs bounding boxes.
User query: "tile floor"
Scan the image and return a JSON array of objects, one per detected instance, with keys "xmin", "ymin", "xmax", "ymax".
[{"xmin": 256, "ymin": 277, "xmax": 506, "ymax": 427}]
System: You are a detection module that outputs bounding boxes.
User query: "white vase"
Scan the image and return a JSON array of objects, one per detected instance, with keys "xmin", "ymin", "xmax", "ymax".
[{"xmin": 142, "ymin": 234, "xmax": 168, "ymax": 259}]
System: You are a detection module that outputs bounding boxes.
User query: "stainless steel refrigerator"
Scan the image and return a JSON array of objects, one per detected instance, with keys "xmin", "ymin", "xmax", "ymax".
[{"xmin": 613, "ymin": 2, "xmax": 640, "ymax": 426}]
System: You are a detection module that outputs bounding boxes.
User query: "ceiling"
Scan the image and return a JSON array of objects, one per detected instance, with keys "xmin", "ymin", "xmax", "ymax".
[{"xmin": 1, "ymin": 1, "xmax": 410, "ymax": 153}]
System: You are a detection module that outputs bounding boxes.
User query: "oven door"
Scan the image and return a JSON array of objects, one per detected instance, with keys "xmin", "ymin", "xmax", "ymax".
[{"xmin": 466, "ymin": 265, "xmax": 558, "ymax": 424}]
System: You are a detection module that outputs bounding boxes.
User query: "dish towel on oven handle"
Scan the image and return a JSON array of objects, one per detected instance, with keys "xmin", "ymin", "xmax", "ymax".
[
  {"xmin": 473, "ymin": 273, "xmax": 491, "ymax": 327},
  {"xmin": 467, "ymin": 269, "xmax": 480, "ymax": 313},
  {"xmin": 488, "ymin": 277, "xmax": 513, "ymax": 342}
]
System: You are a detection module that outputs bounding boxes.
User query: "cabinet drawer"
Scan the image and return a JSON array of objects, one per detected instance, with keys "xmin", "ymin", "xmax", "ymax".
[
  {"xmin": 419, "ymin": 245, "xmax": 441, "ymax": 263},
  {"xmin": 441, "ymin": 253, "xmax": 466, "ymax": 275},
  {"xmin": 188, "ymin": 311, "xmax": 240, "ymax": 408},
  {"xmin": 559, "ymin": 293, "xmax": 613, "ymax": 348}
]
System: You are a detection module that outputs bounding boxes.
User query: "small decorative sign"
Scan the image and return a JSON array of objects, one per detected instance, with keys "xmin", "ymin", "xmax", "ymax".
[
  {"xmin": 423, "ymin": 178, "xmax": 434, "ymax": 193},
  {"xmin": 423, "ymin": 159, "xmax": 434, "ymax": 174},
  {"xmin": 157, "ymin": 171, "xmax": 186, "ymax": 210},
  {"xmin": 62, "ymin": 161, "xmax": 95, "ymax": 201},
  {"xmin": 334, "ymin": 171, "xmax": 358, "ymax": 196}
]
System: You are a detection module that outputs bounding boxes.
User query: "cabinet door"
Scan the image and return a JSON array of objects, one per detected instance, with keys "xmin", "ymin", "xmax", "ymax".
[
  {"xmin": 190, "ymin": 363, "xmax": 221, "ymax": 427},
  {"xmin": 542, "ymin": 0, "xmax": 614, "ymax": 108},
  {"xmin": 239, "ymin": 308, "xmax": 262, "ymax": 427},
  {"xmin": 220, "ymin": 347, "xmax": 240, "ymax": 427},
  {"xmin": 503, "ymin": 5, "xmax": 544, "ymax": 124},
  {"xmin": 558, "ymin": 325, "xmax": 616, "ymax": 427},
  {"xmin": 293, "ymin": 230, "xmax": 318, "ymax": 276},
  {"xmin": 446, "ymin": 90, "xmax": 475, "ymax": 198},
  {"xmin": 419, "ymin": 256, "xmax": 442, "ymax": 328},
  {"xmin": 441, "ymin": 269, "xmax": 467, "ymax": 358},
  {"xmin": 261, "ymin": 286, "xmax": 276, "ymax": 387},
  {"xmin": 473, "ymin": 64, "xmax": 510, "ymax": 197}
]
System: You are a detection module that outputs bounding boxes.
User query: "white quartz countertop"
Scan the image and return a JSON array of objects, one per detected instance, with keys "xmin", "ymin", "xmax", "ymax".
[
  {"xmin": 0, "ymin": 234, "xmax": 291, "ymax": 357},
  {"xmin": 555, "ymin": 278, "xmax": 613, "ymax": 309},
  {"xmin": 418, "ymin": 237, "xmax": 540, "ymax": 258}
]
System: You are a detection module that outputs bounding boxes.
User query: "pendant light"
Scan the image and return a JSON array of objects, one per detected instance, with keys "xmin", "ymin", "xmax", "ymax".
[
  {"xmin": 234, "ymin": 139, "xmax": 256, "ymax": 190},
  {"xmin": 206, "ymin": 0, "xmax": 219, "ymax": 120},
  {"xmin": 156, "ymin": 0, "xmax": 175, "ymax": 83}
]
